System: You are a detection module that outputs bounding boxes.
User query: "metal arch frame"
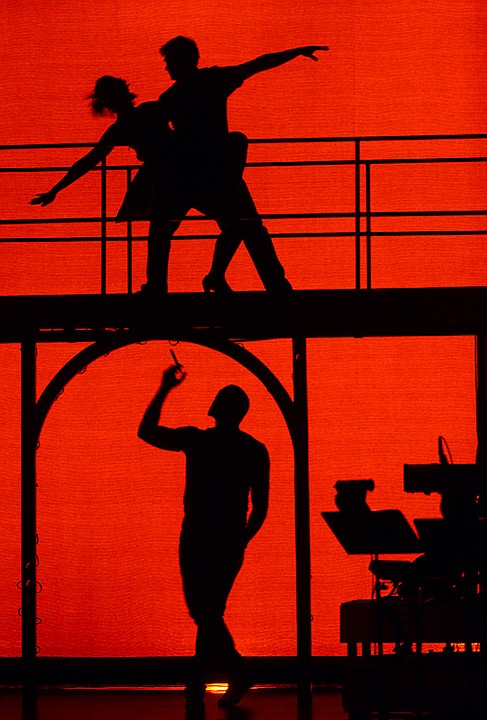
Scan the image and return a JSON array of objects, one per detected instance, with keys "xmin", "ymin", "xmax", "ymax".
[{"xmin": 21, "ymin": 332, "xmax": 312, "ymax": 704}]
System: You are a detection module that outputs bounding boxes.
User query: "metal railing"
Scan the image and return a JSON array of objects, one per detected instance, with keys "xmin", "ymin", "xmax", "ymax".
[{"xmin": 1, "ymin": 133, "xmax": 486, "ymax": 294}]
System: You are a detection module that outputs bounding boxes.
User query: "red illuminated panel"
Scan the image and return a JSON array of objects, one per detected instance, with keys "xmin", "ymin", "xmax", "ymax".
[{"xmin": 0, "ymin": 0, "xmax": 485, "ymax": 658}]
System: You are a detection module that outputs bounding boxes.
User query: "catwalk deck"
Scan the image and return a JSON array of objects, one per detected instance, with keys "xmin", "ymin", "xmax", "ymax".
[{"xmin": 0, "ymin": 286, "xmax": 486, "ymax": 343}]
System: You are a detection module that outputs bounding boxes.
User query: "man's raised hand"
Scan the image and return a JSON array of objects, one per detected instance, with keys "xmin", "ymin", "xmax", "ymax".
[
  {"xmin": 162, "ymin": 364, "xmax": 186, "ymax": 390},
  {"xmin": 300, "ymin": 45, "xmax": 329, "ymax": 61}
]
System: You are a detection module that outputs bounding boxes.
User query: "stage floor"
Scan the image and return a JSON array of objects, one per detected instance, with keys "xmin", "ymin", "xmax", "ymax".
[{"xmin": 0, "ymin": 686, "xmax": 348, "ymax": 720}]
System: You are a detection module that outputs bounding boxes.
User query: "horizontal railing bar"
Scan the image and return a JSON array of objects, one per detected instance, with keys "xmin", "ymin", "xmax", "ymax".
[
  {"xmin": 246, "ymin": 160, "xmax": 356, "ymax": 167},
  {"xmin": 3, "ymin": 157, "xmax": 487, "ymax": 174},
  {"xmin": 2, "ymin": 230, "xmax": 486, "ymax": 244},
  {"xmin": 1, "ymin": 133, "xmax": 487, "ymax": 152},
  {"xmin": 0, "ymin": 142, "xmax": 102, "ymax": 151},
  {"xmin": 0, "ymin": 212, "xmax": 357, "ymax": 225},
  {"xmin": 1, "ymin": 235, "xmax": 211, "ymax": 244},
  {"xmin": 0, "ymin": 237, "xmax": 114, "ymax": 243},
  {"xmin": 2, "ymin": 209, "xmax": 486, "ymax": 226},
  {"xmin": 248, "ymin": 157, "xmax": 487, "ymax": 166},
  {"xmin": 365, "ymin": 157, "xmax": 487, "ymax": 165},
  {"xmin": 0, "ymin": 166, "xmax": 112, "ymax": 173},
  {"xmin": 247, "ymin": 134, "xmax": 487, "ymax": 144},
  {"xmin": 249, "ymin": 157, "xmax": 487, "ymax": 166},
  {"xmin": 0, "ymin": 218, "xmax": 106, "ymax": 225},
  {"xmin": 371, "ymin": 209, "xmax": 487, "ymax": 217},
  {"xmin": 365, "ymin": 230, "xmax": 487, "ymax": 237},
  {"xmin": 0, "ymin": 166, "xmax": 104, "ymax": 173}
]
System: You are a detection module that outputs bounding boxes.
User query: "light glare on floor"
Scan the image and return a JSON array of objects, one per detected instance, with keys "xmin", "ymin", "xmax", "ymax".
[{"xmin": 206, "ymin": 683, "xmax": 228, "ymax": 694}]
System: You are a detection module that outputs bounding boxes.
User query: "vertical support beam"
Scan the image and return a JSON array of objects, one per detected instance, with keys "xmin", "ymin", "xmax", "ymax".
[
  {"xmin": 101, "ymin": 155, "xmax": 107, "ymax": 295},
  {"xmin": 476, "ymin": 335, "xmax": 487, "ymax": 465},
  {"xmin": 292, "ymin": 337, "xmax": 312, "ymax": 707},
  {"xmin": 20, "ymin": 341, "xmax": 38, "ymax": 717},
  {"xmin": 475, "ymin": 336, "xmax": 487, "ymax": 638},
  {"xmin": 354, "ymin": 139, "xmax": 361, "ymax": 290},
  {"xmin": 365, "ymin": 161, "xmax": 372, "ymax": 290},
  {"xmin": 126, "ymin": 168, "xmax": 133, "ymax": 295}
]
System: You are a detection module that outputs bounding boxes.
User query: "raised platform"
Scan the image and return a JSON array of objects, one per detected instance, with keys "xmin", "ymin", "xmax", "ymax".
[{"xmin": 1, "ymin": 287, "xmax": 487, "ymax": 343}]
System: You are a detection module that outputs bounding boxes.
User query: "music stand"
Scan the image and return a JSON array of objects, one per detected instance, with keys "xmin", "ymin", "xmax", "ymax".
[{"xmin": 322, "ymin": 509, "xmax": 421, "ymax": 555}]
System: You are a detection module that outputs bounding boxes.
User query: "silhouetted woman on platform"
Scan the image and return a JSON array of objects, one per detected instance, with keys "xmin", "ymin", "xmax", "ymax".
[
  {"xmin": 30, "ymin": 76, "xmax": 168, "ymax": 218},
  {"xmin": 29, "ymin": 76, "xmax": 245, "ymax": 294}
]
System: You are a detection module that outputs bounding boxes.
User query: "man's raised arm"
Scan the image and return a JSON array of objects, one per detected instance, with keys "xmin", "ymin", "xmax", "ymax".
[
  {"xmin": 138, "ymin": 365, "xmax": 187, "ymax": 450},
  {"xmin": 235, "ymin": 44, "xmax": 328, "ymax": 81}
]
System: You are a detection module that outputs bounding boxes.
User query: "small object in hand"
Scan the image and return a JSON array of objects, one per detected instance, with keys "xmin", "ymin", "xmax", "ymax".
[{"xmin": 170, "ymin": 349, "xmax": 185, "ymax": 379}]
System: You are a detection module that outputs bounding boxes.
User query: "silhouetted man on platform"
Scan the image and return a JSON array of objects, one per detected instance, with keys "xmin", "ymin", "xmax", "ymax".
[
  {"xmin": 138, "ymin": 363, "xmax": 270, "ymax": 717},
  {"xmin": 146, "ymin": 37, "xmax": 328, "ymax": 294}
]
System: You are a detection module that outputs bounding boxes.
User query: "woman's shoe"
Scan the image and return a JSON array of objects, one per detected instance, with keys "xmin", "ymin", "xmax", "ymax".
[{"xmin": 202, "ymin": 274, "xmax": 233, "ymax": 294}]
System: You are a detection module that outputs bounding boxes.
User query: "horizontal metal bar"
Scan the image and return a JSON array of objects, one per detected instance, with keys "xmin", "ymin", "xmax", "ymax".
[
  {"xmin": 3, "ymin": 157, "xmax": 486, "ymax": 174},
  {"xmin": 0, "ymin": 217, "xmax": 106, "ymax": 225},
  {"xmin": 1, "ymin": 166, "xmax": 92, "ymax": 173},
  {"xmin": 0, "ymin": 142, "xmax": 102, "ymax": 151},
  {"xmin": 370, "ymin": 209, "xmax": 487, "ymax": 217},
  {"xmin": 1, "ymin": 133, "xmax": 487, "ymax": 153},
  {"xmin": 0, "ymin": 236, "xmax": 125, "ymax": 243},
  {"xmin": 2, "ymin": 230, "xmax": 486, "ymax": 244},
  {"xmin": 365, "ymin": 157, "xmax": 487, "ymax": 165},
  {"xmin": 1, "ymin": 212, "xmax": 357, "ymax": 224},
  {"xmin": 247, "ymin": 134, "xmax": 487, "ymax": 144},
  {"xmin": 0, "ymin": 233, "xmax": 355, "ymax": 243},
  {"xmin": 2, "ymin": 208, "xmax": 487, "ymax": 226},
  {"xmin": 1, "ymin": 215, "xmax": 348, "ymax": 225},
  {"xmin": 247, "ymin": 157, "xmax": 487, "ymax": 167},
  {"xmin": 250, "ymin": 157, "xmax": 487, "ymax": 167},
  {"xmin": 365, "ymin": 229, "xmax": 487, "ymax": 237},
  {"xmin": 0, "ymin": 165, "xmax": 140, "ymax": 173},
  {"xmin": 245, "ymin": 160, "xmax": 357, "ymax": 167},
  {"xmin": 248, "ymin": 212, "xmax": 357, "ymax": 219}
]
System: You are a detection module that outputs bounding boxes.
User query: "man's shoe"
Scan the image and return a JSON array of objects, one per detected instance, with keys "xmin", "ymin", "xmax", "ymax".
[
  {"xmin": 266, "ymin": 277, "xmax": 293, "ymax": 294},
  {"xmin": 184, "ymin": 686, "xmax": 206, "ymax": 718},
  {"xmin": 216, "ymin": 678, "xmax": 252, "ymax": 708},
  {"xmin": 185, "ymin": 698, "xmax": 205, "ymax": 719}
]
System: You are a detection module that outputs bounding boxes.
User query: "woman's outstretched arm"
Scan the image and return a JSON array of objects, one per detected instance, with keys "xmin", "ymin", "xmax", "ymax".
[{"xmin": 29, "ymin": 126, "xmax": 117, "ymax": 206}]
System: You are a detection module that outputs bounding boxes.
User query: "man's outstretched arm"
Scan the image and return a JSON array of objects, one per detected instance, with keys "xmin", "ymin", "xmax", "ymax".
[
  {"xmin": 236, "ymin": 44, "xmax": 328, "ymax": 81},
  {"xmin": 138, "ymin": 365, "xmax": 187, "ymax": 450}
]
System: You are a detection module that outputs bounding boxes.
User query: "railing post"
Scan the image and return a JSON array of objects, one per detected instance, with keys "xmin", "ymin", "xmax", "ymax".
[
  {"xmin": 365, "ymin": 161, "xmax": 372, "ymax": 289},
  {"xmin": 354, "ymin": 139, "xmax": 361, "ymax": 289},
  {"xmin": 101, "ymin": 154, "xmax": 107, "ymax": 295},
  {"xmin": 126, "ymin": 168, "xmax": 133, "ymax": 294},
  {"xmin": 292, "ymin": 337, "xmax": 312, "ymax": 708}
]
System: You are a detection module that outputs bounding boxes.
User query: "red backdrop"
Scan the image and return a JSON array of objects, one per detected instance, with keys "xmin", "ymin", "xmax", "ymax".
[{"xmin": 0, "ymin": 0, "xmax": 486, "ymax": 657}]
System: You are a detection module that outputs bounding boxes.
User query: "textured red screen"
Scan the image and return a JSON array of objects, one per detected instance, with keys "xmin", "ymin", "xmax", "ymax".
[{"xmin": 0, "ymin": 0, "xmax": 486, "ymax": 659}]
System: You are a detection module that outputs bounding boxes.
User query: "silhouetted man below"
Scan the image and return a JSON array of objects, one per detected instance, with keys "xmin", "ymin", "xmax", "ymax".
[
  {"xmin": 149, "ymin": 37, "xmax": 328, "ymax": 293},
  {"xmin": 138, "ymin": 364, "xmax": 270, "ymax": 716}
]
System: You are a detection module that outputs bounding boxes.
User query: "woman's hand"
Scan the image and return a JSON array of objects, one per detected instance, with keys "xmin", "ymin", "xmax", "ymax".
[{"xmin": 30, "ymin": 189, "xmax": 57, "ymax": 207}]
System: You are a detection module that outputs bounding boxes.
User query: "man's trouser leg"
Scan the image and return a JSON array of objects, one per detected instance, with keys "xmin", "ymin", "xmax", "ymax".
[
  {"xmin": 195, "ymin": 179, "xmax": 291, "ymax": 291},
  {"xmin": 180, "ymin": 536, "xmax": 245, "ymax": 680},
  {"xmin": 145, "ymin": 196, "xmax": 190, "ymax": 292},
  {"xmin": 210, "ymin": 181, "xmax": 291, "ymax": 291}
]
